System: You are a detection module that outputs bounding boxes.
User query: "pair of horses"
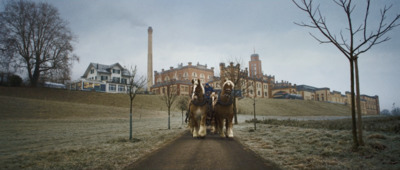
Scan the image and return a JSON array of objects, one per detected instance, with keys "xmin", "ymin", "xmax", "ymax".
[{"xmin": 188, "ymin": 79, "xmax": 235, "ymax": 138}]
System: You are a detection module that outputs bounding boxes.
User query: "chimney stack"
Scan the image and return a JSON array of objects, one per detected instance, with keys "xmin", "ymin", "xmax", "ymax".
[{"xmin": 147, "ymin": 27, "xmax": 153, "ymax": 92}]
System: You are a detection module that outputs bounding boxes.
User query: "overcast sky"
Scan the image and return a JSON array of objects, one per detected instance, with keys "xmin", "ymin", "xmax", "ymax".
[{"xmin": 33, "ymin": 0, "xmax": 400, "ymax": 110}]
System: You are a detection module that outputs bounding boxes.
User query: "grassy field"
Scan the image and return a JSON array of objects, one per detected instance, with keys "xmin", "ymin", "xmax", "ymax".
[
  {"xmin": 0, "ymin": 87, "xmax": 187, "ymax": 169},
  {"xmin": 236, "ymin": 117, "xmax": 400, "ymax": 169},
  {"xmin": 1, "ymin": 86, "xmax": 392, "ymax": 169}
]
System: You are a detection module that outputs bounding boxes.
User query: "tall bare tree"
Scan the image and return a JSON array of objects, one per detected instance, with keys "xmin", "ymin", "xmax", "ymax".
[
  {"xmin": 127, "ymin": 66, "xmax": 146, "ymax": 140},
  {"xmin": 293, "ymin": 0, "xmax": 400, "ymax": 149},
  {"xmin": 161, "ymin": 80, "xmax": 179, "ymax": 129},
  {"xmin": 0, "ymin": 0, "xmax": 78, "ymax": 87}
]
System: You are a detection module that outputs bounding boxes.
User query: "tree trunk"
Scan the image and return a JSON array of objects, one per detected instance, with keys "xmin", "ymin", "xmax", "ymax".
[
  {"xmin": 253, "ymin": 97, "xmax": 256, "ymax": 130},
  {"xmin": 181, "ymin": 110, "xmax": 184, "ymax": 125},
  {"xmin": 168, "ymin": 107, "xmax": 171, "ymax": 129},
  {"xmin": 233, "ymin": 97, "xmax": 238, "ymax": 124},
  {"xmin": 349, "ymin": 58, "xmax": 359, "ymax": 150},
  {"xmin": 355, "ymin": 58, "xmax": 364, "ymax": 146},
  {"xmin": 130, "ymin": 100, "xmax": 133, "ymax": 140}
]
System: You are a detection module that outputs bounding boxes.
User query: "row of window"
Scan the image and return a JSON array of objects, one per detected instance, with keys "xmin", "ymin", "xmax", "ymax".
[
  {"xmin": 241, "ymin": 81, "xmax": 268, "ymax": 89},
  {"xmin": 90, "ymin": 69, "xmax": 121, "ymax": 74},
  {"xmin": 108, "ymin": 84, "xmax": 126, "ymax": 92},
  {"xmin": 88, "ymin": 75, "xmax": 127, "ymax": 84}
]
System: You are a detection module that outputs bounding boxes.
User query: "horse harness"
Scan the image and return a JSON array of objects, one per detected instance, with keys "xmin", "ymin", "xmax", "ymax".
[
  {"xmin": 191, "ymin": 95, "xmax": 207, "ymax": 106},
  {"xmin": 216, "ymin": 94, "xmax": 234, "ymax": 106}
]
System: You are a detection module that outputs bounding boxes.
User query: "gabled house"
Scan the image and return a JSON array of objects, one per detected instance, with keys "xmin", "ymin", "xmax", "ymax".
[{"xmin": 69, "ymin": 63, "xmax": 131, "ymax": 93}]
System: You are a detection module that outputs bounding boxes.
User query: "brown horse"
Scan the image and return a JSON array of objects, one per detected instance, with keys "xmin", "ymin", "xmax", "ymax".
[
  {"xmin": 213, "ymin": 79, "xmax": 235, "ymax": 138},
  {"xmin": 189, "ymin": 79, "xmax": 208, "ymax": 138}
]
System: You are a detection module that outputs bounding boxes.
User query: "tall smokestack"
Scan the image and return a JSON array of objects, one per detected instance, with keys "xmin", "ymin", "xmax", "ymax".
[{"xmin": 147, "ymin": 27, "xmax": 153, "ymax": 92}]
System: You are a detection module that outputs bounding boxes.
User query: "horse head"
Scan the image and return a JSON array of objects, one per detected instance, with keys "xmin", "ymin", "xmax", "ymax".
[
  {"xmin": 191, "ymin": 79, "xmax": 204, "ymax": 100},
  {"xmin": 221, "ymin": 79, "xmax": 234, "ymax": 96}
]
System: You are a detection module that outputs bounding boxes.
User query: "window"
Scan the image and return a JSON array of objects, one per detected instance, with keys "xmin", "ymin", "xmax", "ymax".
[
  {"xmin": 258, "ymin": 91, "xmax": 261, "ymax": 95},
  {"xmin": 200, "ymin": 73, "xmax": 205, "ymax": 78},
  {"xmin": 183, "ymin": 72, "xmax": 188, "ymax": 78},
  {"xmin": 90, "ymin": 69, "xmax": 94, "ymax": 74},
  {"xmin": 112, "ymin": 69, "xmax": 121, "ymax": 74},
  {"xmin": 121, "ymin": 78, "xmax": 127, "ymax": 84},
  {"xmin": 112, "ymin": 77, "xmax": 120, "ymax": 83},
  {"xmin": 101, "ymin": 76, "xmax": 108, "ymax": 81},
  {"xmin": 264, "ymin": 92, "xmax": 267, "ymax": 96},
  {"xmin": 165, "ymin": 76, "xmax": 170, "ymax": 81},
  {"xmin": 118, "ymin": 85, "xmax": 125, "ymax": 92},
  {"xmin": 192, "ymin": 72, "xmax": 197, "ymax": 77},
  {"xmin": 109, "ymin": 84, "xmax": 116, "ymax": 91}
]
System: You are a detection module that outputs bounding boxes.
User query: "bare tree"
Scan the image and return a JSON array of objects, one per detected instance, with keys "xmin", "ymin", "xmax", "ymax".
[
  {"xmin": 0, "ymin": 0, "xmax": 79, "ymax": 87},
  {"xmin": 293, "ymin": 0, "xmax": 400, "ymax": 149},
  {"xmin": 127, "ymin": 66, "xmax": 146, "ymax": 140},
  {"xmin": 161, "ymin": 80, "xmax": 179, "ymax": 129}
]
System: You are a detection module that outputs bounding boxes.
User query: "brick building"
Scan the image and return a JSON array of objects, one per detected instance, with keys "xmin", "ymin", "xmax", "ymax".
[{"xmin": 151, "ymin": 62, "xmax": 214, "ymax": 95}]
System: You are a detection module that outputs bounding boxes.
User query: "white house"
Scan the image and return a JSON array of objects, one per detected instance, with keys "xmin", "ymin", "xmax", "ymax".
[{"xmin": 69, "ymin": 63, "xmax": 131, "ymax": 93}]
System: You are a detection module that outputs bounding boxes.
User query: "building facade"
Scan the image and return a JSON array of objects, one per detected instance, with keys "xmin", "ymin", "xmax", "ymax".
[
  {"xmin": 69, "ymin": 63, "xmax": 131, "ymax": 93},
  {"xmin": 149, "ymin": 52, "xmax": 380, "ymax": 115},
  {"xmin": 151, "ymin": 62, "xmax": 214, "ymax": 95}
]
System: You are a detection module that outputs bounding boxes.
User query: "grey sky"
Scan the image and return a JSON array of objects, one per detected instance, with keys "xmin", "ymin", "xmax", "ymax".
[{"xmin": 37, "ymin": 0, "xmax": 400, "ymax": 110}]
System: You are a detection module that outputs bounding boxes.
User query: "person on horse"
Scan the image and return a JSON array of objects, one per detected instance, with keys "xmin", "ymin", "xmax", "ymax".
[{"xmin": 204, "ymin": 83, "xmax": 214, "ymax": 126}]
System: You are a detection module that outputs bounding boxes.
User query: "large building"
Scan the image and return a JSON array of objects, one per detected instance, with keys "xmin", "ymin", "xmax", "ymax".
[
  {"xmin": 150, "ymin": 62, "xmax": 214, "ymax": 95},
  {"xmin": 68, "ymin": 62, "xmax": 131, "ymax": 93}
]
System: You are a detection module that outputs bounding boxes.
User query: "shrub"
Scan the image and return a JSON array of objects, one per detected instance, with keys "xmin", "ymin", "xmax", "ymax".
[{"xmin": 9, "ymin": 75, "xmax": 22, "ymax": 87}]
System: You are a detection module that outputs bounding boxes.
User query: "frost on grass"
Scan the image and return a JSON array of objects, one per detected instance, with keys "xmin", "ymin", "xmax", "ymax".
[
  {"xmin": 0, "ymin": 115, "xmax": 186, "ymax": 169},
  {"xmin": 235, "ymin": 122, "xmax": 400, "ymax": 170}
]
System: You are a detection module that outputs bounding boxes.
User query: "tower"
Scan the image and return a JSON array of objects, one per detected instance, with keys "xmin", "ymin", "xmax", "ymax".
[
  {"xmin": 147, "ymin": 27, "xmax": 153, "ymax": 91},
  {"xmin": 249, "ymin": 53, "xmax": 262, "ymax": 79}
]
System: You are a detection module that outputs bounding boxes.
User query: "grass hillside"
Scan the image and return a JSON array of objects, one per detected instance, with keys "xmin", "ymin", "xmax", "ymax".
[
  {"xmin": 1, "ymin": 87, "xmax": 351, "ymax": 118},
  {"xmin": 0, "ymin": 86, "xmax": 170, "ymax": 111},
  {"xmin": 238, "ymin": 97, "xmax": 351, "ymax": 116}
]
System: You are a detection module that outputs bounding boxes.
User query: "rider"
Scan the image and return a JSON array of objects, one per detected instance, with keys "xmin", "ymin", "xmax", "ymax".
[{"xmin": 204, "ymin": 83, "xmax": 214, "ymax": 126}]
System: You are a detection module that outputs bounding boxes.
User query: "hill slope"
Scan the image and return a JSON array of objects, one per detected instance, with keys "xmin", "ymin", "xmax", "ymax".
[
  {"xmin": 1, "ymin": 87, "xmax": 351, "ymax": 117},
  {"xmin": 237, "ymin": 97, "xmax": 351, "ymax": 116}
]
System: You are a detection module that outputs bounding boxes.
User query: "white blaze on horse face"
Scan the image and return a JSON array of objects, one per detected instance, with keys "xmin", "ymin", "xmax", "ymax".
[
  {"xmin": 222, "ymin": 80, "xmax": 234, "ymax": 89},
  {"xmin": 191, "ymin": 81, "xmax": 198, "ymax": 99},
  {"xmin": 199, "ymin": 83, "xmax": 205, "ymax": 95}
]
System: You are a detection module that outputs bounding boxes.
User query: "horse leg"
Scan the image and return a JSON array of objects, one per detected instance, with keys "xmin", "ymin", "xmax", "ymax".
[
  {"xmin": 198, "ymin": 111, "xmax": 207, "ymax": 137},
  {"xmin": 218, "ymin": 117, "xmax": 226, "ymax": 138},
  {"xmin": 210, "ymin": 117, "xmax": 216, "ymax": 134},
  {"xmin": 192, "ymin": 117, "xmax": 199, "ymax": 138},
  {"xmin": 226, "ymin": 116, "xmax": 234, "ymax": 138}
]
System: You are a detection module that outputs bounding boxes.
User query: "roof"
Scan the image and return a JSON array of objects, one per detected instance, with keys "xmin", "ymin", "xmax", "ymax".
[{"xmin": 82, "ymin": 62, "xmax": 130, "ymax": 78}]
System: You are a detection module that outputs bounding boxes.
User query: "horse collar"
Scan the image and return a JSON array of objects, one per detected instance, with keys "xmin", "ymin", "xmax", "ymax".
[
  {"xmin": 217, "ymin": 94, "xmax": 233, "ymax": 106},
  {"xmin": 192, "ymin": 95, "xmax": 207, "ymax": 106}
]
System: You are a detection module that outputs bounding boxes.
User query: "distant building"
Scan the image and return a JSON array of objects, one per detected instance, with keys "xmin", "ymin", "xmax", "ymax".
[
  {"xmin": 150, "ymin": 62, "xmax": 214, "ymax": 95},
  {"xmin": 68, "ymin": 63, "xmax": 131, "ymax": 93}
]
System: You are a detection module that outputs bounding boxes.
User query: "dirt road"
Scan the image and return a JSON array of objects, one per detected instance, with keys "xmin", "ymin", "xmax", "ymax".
[{"xmin": 126, "ymin": 131, "xmax": 279, "ymax": 170}]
